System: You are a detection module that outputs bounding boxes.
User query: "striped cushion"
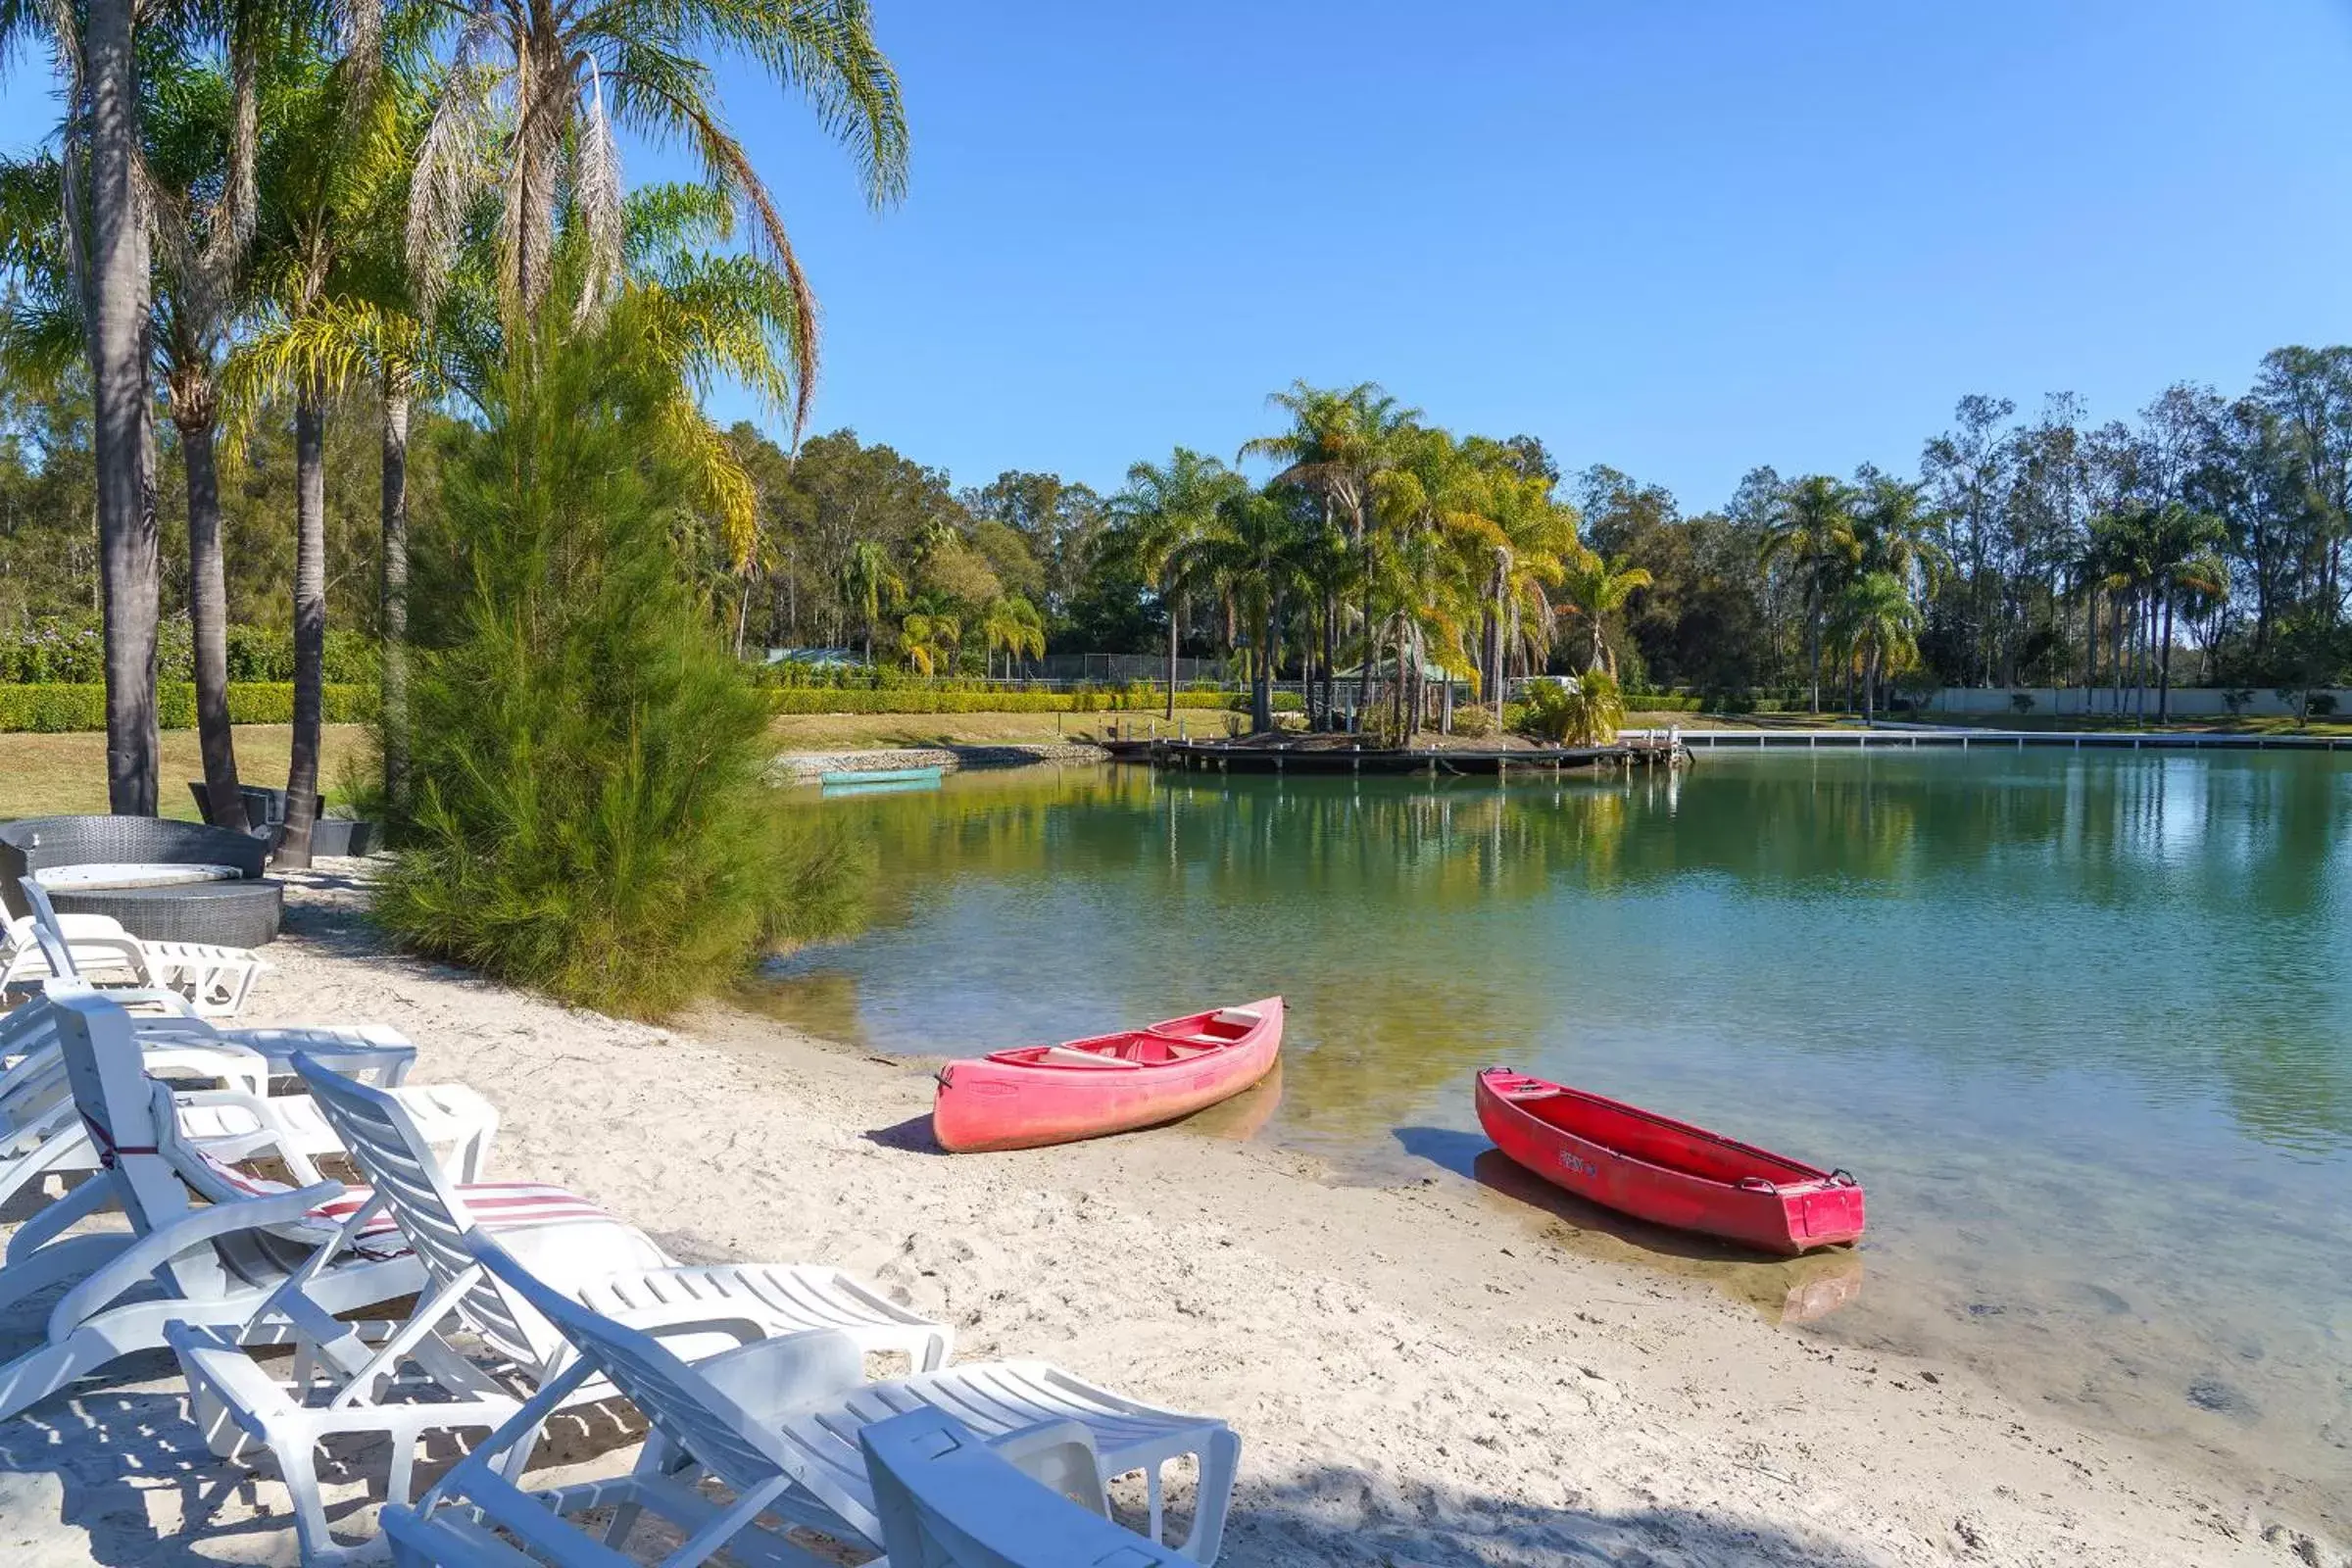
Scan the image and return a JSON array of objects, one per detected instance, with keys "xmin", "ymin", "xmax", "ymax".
[{"xmin": 197, "ymin": 1152, "xmax": 616, "ymax": 1256}]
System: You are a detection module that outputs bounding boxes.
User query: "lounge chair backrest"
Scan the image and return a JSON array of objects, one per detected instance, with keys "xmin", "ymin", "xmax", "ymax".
[
  {"xmin": 291, "ymin": 1054, "xmax": 555, "ymax": 1369},
  {"xmin": 49, "ymin": 994, "xmax": 229, "ymax": 1298},
  {"xmin": 468, "ymin": 1232, "xmax": 872, "ymax": 1529},
  {"xmin": 14, "ymin": 880, "xmax": 82, "ymax": 985}
]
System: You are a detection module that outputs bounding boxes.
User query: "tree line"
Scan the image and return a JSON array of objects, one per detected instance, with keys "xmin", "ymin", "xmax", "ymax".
[
  {"xmin": 695, "ymin": 348, "xmax": 2352, "ymax": 733},
  {"xmin": 10, "ymin": 345, "xmax": 2349, "ymax": 752}
]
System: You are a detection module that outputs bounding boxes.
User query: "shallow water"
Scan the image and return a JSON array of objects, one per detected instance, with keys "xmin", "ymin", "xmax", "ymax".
[{"xmin": 756, "ymin": 753, "xmax": 2352, "ymax": 1516}]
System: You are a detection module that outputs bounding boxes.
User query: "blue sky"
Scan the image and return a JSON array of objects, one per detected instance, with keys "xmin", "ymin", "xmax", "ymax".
[{"xmin": 5, "ymin": 1, "xmax": 2351, "ymax": 511}]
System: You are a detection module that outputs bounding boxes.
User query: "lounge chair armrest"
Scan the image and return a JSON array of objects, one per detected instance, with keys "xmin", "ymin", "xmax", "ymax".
[
  {"xmin": 141, "ymin": 1042, "xmax": 271, "ymax": 1097},
  {"xmin": 170, "ymin": 1086, "xmax": 332, "ymax": 1185},
  {"xmin": 603, "ymin": 1306, "xmax": 775, "ymax": 1353},
  {"xmin": 272, "ymin": 1042, "xmax": 415, "ymax": 1087},
  {"xmin": 47, "ymin": 1180, "xmax": 346, "ymax": 1342},
  {"xmin": 685, "ymin": 1328, "xmax": 866, "ymax": 1423},
  {"xmin": 986, "ymin": 1417, "xmax": 1109, "ymax": 1513}
]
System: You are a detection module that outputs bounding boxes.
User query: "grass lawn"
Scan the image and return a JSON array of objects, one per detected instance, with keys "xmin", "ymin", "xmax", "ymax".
[{"xmin": 0, "ymin": 724, "xmax": 373, "ymax": 821}]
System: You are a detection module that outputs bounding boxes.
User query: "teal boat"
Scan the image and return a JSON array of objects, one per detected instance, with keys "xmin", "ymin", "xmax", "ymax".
[{"xmin": 817, "ymin": 765, "xmax": 945, "ymax": 790}]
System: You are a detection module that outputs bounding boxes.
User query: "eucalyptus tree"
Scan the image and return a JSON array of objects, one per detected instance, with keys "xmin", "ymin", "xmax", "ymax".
[
  {"xmin": 1760, "ymin": 474, "xmax": 1859, "ymax": 710},
  {"xmin": 1240, "ymin": 380, "xmax": 1420, "ymax": 721},
  {"xmin": 403, "ymin": 0, "xmax": 904, "ymax": 441},
  {"xmin": 1107, "ymin": 447, "xmax": 1245, "ymax": 718}
]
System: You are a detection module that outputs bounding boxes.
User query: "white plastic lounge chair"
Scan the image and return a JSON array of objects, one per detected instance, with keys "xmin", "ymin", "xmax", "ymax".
[
  {"xmin": 5, "ymin": 879, "xmax": 268, "ymax": 1016},
  {"xmin": 165, "ymin": 1052, "xmax": 955, "ymax": 1561},
  {"xmin": 377, "ymin": 1406, "xmax": 1192, "ymax": 1567},
  {"xmin": 381, "ymin": 1231, "xmax": 1238, "ymax": 1565},
  {"xmin": 0, "ymin": 992, "xmax": 492, "ymax": 1250},
  {"xmin": 0, "ymin": 994, "xmax": 429, "ymax": 1425}
]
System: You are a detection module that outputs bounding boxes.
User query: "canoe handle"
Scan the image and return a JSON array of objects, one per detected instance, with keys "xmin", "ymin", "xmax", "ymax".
[
  {"xmin": 1736, "ymin": 1177, "xmax": 1779, "ymax": 1194},
  {"xmin": 1828, "ymin": 1168, "xmax": 1859, "ymax": 1188}
]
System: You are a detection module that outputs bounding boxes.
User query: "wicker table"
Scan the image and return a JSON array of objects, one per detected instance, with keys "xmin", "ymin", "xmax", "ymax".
[
  {"xmin": 1, "ymin": 814, "xmax": 282, "ymax": 946},
  {"xmin": 41, "ymin": 879, "xmax": 283, "ymax": 948}
]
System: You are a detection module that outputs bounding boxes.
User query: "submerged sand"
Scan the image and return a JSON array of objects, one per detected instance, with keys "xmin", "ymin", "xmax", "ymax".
[{"xmin": 0, "ymin": 869, "xmax": 2340, "ymax": 1567}]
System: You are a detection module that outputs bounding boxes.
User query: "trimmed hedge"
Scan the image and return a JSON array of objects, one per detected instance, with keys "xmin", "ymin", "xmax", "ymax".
[
  {"xmin": 0, "ymin": 682, "xmax": 372, "ymax": 732},
  {"xmin": 771, "ymin": 688, "xmax": 1239, "ymax": 716}
]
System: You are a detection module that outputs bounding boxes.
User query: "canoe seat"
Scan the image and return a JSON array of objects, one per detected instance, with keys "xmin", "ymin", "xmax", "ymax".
[
  {"xmin": 1210, "ymin": 1009, "xmax": 1262, "ymax": 1027},
  {"xmin": 1038, "ymin": 1047, "xmax": 1142, "ymax": 1070}
]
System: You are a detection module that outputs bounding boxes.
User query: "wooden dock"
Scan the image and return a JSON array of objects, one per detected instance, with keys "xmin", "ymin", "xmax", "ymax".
[
  {"xmin": 1622, "ymin": 726, "xmax": 2352, "ymax": 753},
  {"xmin": 1131, "ymin": 737, "xmax": 1687, "ymax": 775}
]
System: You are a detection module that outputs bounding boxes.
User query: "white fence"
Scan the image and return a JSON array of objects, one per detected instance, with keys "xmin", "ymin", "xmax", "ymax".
[{"xmin": 1920, "ymin": 687, "xmax": 2351, "ymax": 718}]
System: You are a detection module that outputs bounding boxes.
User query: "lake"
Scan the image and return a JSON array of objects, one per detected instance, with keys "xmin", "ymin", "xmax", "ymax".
[{"xmin": 756, "ymin": 751, "xmax": 2352, "ymax": 1516}]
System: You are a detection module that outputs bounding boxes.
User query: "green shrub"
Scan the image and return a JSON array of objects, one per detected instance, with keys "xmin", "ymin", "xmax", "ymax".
[
  {"xmin": 1517, "ymin": 671, "xmax": 1625, "ymax": 745},
  {"xmin": 375, "ymin": 304, "xmax": 862, "ymax": 1019},
  {"xmin": 0, "ymin": 681, "xmax": 368, "ymax": 731}
]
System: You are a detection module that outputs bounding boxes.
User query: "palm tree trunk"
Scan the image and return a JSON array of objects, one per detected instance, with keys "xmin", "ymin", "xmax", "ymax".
[
  {"xmin": 1863, "ymin": 645, "xmax": 1879, "ymax": 726},
  {"xmin": 89, "ymin": 0, "xmax": 159, "ymax": 814},
  {"xmin": 280, "ymin": 383, "xmax": 327, "ymax": 867},
  {"xmin": 380, "ymin": 381, "xmax": 411, "ymax": 816},
  {"xmin": 1321, "ymin": 584, "xmax": 1337, "ymax": 729},
  {"xmin": 1164, "ymin": 585, "xmax": 1181, "ymax": 721},
  {"xmin": 181, "ymin": 412, "xmax": 246, "ymax": 831},
  {"xmin": 1252, "ymin": 592, "xmax": 1276, "ymax": 733},
  {"xmin": 1493, "ymin": 572, "xmax": 1506, "ymax": 734},
  {"xmin": 1806, "ymin": 590, "xmax": 1822, "ymax": 714},
  {"xmin": 2158, "ymin": 587, "xmax": 2175, "ymax": 725}
]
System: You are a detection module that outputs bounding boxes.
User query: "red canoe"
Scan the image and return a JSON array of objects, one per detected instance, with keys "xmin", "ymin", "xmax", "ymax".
[
  {"xmin": 933, "ymin": 999, "xmax": 1284, "ymax": 1152},
  {"xmin": 1474, "ymin": 1066, "xmax": 1865, "ymax": 1254}
]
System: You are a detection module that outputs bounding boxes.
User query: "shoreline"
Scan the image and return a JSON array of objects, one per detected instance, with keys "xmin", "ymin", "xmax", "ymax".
[{"xmin": 1, "ymin": 876, "xmax": 2340, "ymax": 1566}]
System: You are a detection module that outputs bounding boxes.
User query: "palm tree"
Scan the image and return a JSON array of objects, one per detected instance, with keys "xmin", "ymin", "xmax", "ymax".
[
  {"xmin": 1554, "ymin": 547, "xmax": 1653, "ymax": 677},
  {"xmin": 1108, "ymin": 447, "xmax": 1245, "ymax": 718},
  {"xmin": 2136, "ymin": 501, "xmax": 2228, "ymax": 724},
  {"xmin": 1830, "ymin": 570, "xmax": 1922, "ymax": 725},
  {"xmin": 1455, "ymin": 461, "xmax": 1571, "ymax": 731},
  {"xmin": 1240, "ymin": 381, "xmax": 1420, "ymax": 724},
  {"xmin": 1852, "ymin": 472, "xmax": 1949, "ymax": 591},
  {"xmin": 836, "ymin": 538, "xmax": 903, "ymax": 665},
  {"xmin": 899, "ymin": 595, "xmax": 960, "ymax": 675},
  {"xmin": 0, "ymin": 0, "xmax": 161, "ymax": 808},
  {"xmin": 1760, "ymin": 474, "xmax": 1860, "ymax": 712},
  {"xmin": 404, "ymin": 0, "xmax": 904, "ymax": 442},
  {"xmin": 979, "ymin": 594, "xmax": 1045, "ymax": 679},
  {"xmin": 1175, "ymin": 489, "xmax": 1311, "ymax": 732}
]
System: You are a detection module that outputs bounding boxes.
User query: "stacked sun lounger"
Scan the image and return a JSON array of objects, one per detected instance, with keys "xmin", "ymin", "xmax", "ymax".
[{"xmin": 0, "ymin": 986, "xmax": 1243, "ymax": 1567}]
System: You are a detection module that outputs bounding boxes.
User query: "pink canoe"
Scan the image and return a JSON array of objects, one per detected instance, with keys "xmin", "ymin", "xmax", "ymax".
[
  {"xmin": 1476, "ymin": 1066, "xmax": 1866, "ymax": 1254},
  {"xmin": 933, "ymin": 999, "xmax": 1284, "ymax": 1153}
]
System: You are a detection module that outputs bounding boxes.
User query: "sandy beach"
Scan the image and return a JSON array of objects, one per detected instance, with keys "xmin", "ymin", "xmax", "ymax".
[{"xmin": 1, "ymin": 869, "xmax": 2341, "ymax": 1568}]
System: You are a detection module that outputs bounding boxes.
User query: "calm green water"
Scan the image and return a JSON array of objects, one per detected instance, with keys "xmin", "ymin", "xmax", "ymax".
[{"xmin": 759, "ymin": 753, "xmax": 2352, "ymax": 1516}]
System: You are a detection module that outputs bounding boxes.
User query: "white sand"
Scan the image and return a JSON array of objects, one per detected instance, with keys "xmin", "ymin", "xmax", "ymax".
[{"xmin": 1, "ymin": 870, "xmax": 2341, "ymax": 1567}]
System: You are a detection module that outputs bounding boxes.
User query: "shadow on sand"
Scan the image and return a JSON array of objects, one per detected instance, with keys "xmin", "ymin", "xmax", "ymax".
[{"xmin": 0, "ymin": 1393, "xmax": 1892, "ymax": 1568}]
